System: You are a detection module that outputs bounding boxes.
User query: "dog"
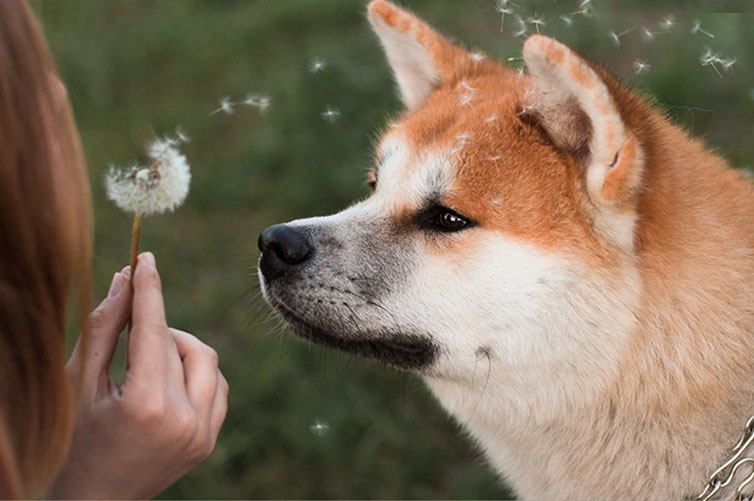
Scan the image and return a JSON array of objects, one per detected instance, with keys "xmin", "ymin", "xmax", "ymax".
[{"xmin": 258, "ymin": 1, "xmax": 754, "ymax": 498}]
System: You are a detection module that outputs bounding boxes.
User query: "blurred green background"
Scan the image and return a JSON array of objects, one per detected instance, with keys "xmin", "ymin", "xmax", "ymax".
[{"xmin": 32, "ymin": 0, "xmax": 753, "ymax": 498}]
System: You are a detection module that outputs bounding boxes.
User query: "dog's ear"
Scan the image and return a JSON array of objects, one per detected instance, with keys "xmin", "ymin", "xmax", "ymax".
[
  {"xmin": 523, "ymin": 35, "xmax": 644, "ymax": 252},
  {"xmin": 367, "ymin": 0, "xmax": 472, "ymax": 110}
]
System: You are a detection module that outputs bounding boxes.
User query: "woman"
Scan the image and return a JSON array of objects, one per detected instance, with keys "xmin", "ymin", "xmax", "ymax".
[{"xmin": 0, "ymin": 1, "xmax": 228, "ymax": 498}]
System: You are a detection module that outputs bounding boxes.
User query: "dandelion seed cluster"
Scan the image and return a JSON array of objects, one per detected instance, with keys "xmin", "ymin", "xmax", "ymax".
[{"xmin": 105, "ymin": 135, "xmax": 191, "ymax": 216}]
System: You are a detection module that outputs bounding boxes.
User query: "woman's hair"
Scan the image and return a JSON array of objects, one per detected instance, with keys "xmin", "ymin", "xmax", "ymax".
[{"xmin": 0, "ymin": 0, "xmax": 92, "ymax": 497}]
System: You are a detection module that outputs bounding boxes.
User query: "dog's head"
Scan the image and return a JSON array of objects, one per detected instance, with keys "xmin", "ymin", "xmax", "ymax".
[{"xmin": 259, "ymin": 1, "xmax": 646, "ymax": 412}]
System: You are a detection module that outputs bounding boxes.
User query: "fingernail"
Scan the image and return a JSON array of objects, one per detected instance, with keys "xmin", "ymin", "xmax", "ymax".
[
  {"xmin": 121, "ymin": 265, "xmax": 131, "ymax": 278},
  {"xmin": 140, "ymin": 252, "xmax": 156, "ymax": 270},
  {"xmin": 107, "ymin": 272, "xmax": 124, "ymax": 298}
]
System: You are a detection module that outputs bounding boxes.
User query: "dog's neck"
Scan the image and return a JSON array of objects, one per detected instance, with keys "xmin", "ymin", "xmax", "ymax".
[{"xmin": 426, "ymin": 360, "xmax": 753, "ymax": 500}]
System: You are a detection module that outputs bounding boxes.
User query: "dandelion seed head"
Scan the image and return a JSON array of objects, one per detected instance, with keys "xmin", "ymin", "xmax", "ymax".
[
  {"xmin": 642, "ymin": 27, "xmax": 655, "ymax": 41},
  {"xmin": 633, "ymin": 59, "xmax": 651, "ymax": 74},
  {"xmin": 691, "ymin": 20, "xmax": 701, "ymax": 34},
  {"xmin": 309, "ymin": 420, "xmax": 330, "ymax": 437},
  {"xmin": 321, "ymin": 106, "xmax": 341, "ymax": 123},
  {"xmin": 561, "ymin": 15, "xmax": 573, "ymax": 26},
  {"xmin": 609, "ymin": 31, "xmax": 620, "ymax": 45},
  {"xmin": 309, "ymin": 56, "xmax": 327, "ymax": 73},
  {"xmin": 105, "ymin": 138, "xmax": 191, "ymax": 216}
]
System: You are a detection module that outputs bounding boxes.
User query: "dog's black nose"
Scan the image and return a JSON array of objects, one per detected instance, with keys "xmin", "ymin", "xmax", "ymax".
[{"xmin": 258, "ymin": 224, "xmax": 313, "ymax": 281}]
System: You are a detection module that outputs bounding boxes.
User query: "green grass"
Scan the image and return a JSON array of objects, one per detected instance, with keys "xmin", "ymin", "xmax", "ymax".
[{"xmin": 33, "ymin": 0, "xmax": 753, "ymax": 498}]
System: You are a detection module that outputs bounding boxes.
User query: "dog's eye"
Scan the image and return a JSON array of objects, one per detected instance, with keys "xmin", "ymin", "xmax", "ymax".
[
  {"xmin": 366, "ymin": 171, "xmax": 378, "ymax": 192},
  {"xmin": 418, "ymin": 205, "xmax": 472, "ymax": 233},
  {"xmin": 437, "ymin": 210, "xmax": 469, "ymax": 231}
]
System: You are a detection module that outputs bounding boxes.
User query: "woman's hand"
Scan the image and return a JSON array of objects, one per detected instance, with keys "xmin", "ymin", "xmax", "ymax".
[{"xmin": 47, "ymin": 252, "xmax": 229, "ymax": 500}]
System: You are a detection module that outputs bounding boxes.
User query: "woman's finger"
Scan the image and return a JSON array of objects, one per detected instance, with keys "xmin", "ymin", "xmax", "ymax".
[
  {"xmin": 69, "ymin": 267, "xmax": 132, "ymax": 381},
  {"xmin": 169, "ymin": 328, "xmax": 220, "ymax": 416},
  {"xmin": 208, "ymin": 369, "xmax": 229, "ymax": 442}
]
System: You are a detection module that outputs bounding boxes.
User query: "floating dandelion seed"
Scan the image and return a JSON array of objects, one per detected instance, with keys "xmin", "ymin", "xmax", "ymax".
[
  {"xmin": 610, "ymin": 26, "xmax": 636, "ymax": 45},
  {"xmin": 485, "ymin": 113, "xmax": 499, "ymax": 123},
  {"xmin": 470, "ymin": 51, "xmax": 487, "ymax": 62},
  {"xmin": 700, "ymin": 48, "xmax": 732, "ymax": 78},
  {"xmin": 451, "ymin": 132, "xmax": 472, "ymax": 154},
  {"xmin": 642, "ymin": 27, "xmax": 656, "ymax": 41},
  {"xmin": 633, "ymin": 59, "xmax": 652, "ymax": 74},
  {"xmin": 495, "ymin": 0, "xmax": 514, "ymax": 33},
  {"xmin": 213, "ymin": 96, "xmax": 234, "ymax": 115},
  {"xmin": 659, "ymin": 15, "xmax": 676, "ymax": 31},
  {"xmin": 458, "ymin": 80, "xmax": 477, "ymax": 106},
  {"xmin": 309, "ymin": 56, "xmax": 327, "ymax": 73},
  {"xmin": 174, "ymin": 126, "xmax": 190, "ymax": 144},
  {"xmin": 514, "ymin": 15, "xmax": 528, "ymax": 38},
  {"xmin": 211, "ymin": 93, "xmax": 271, "ymax": 115},
  {"xmin": 567, "ymin": 0, "xmax": 594, "ymax": 18},
  {"xmin": 320, "ymin": 106, "xmax": 341, "ymax": 123},
  {"xmin": 244, "ymin": 93, "xmax": 272, "ymax": 112},
  {"xmin": 720, "ymin": 58, "xmax": 737, "ymax": 72},
  {"xmin": 518, "ymin": 86, "xmax": 537, "ymax": 116},
  {"xmin": 560, "ymin": 15, "xmax": 573, "ymax": 26},
  {"xmin": 691, "ymin": 20, "xmax": 715, "ymax": 38},
  {"xmin": 309, "ymin": 420, "xmax": 330, "ymax": 437},
  {"xmin": 527, "ymin": 14, "xmax": 545, "ymax": 34}
]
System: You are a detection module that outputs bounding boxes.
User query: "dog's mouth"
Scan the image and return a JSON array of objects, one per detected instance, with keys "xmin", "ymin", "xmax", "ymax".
[{"xmin": 270, "ymin": 298, "xmax": 438, "ymax": 371}]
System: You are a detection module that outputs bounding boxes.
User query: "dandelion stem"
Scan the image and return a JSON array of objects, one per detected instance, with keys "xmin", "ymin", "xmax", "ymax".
[
  {"xmin": 126, "ymin": 212, "xmax": 142, "ymax": 368},
  {"xmin": 130, "ymin": 213, "xmax": 142, "ymax": 277}
]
